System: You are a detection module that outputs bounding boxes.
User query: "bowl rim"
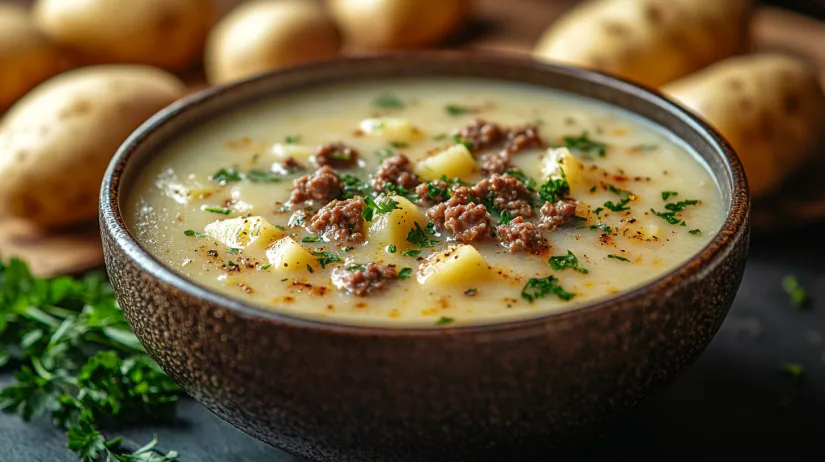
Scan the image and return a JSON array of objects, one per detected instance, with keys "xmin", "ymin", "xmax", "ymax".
[{"xmin": 100, "ymin": 50, "xmax": 749, "ymax": 336}]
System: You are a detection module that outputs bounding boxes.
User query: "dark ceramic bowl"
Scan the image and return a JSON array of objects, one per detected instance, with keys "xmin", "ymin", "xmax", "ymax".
[{"xmin": 100, "ymin": 52, "xmax": 750, "ymax": 462}]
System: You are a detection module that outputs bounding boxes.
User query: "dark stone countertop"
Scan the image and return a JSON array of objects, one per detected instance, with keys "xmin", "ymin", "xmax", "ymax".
[{"xmin": 2, "ymin": 228, "xmax": 823, "ymax": 461}]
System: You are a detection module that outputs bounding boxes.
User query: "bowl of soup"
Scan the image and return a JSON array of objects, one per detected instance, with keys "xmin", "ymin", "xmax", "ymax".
[{"xmin": 100, "ymin": 52, "xmax": 749, "ymax": 461}]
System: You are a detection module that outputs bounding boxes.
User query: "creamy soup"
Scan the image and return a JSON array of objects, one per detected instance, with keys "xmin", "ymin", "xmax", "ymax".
[{"xmin": 127, "ymin": 78, "xmax": 725, "ymax": 327}]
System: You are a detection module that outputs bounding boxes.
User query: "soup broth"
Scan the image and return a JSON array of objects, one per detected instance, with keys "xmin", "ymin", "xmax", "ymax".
[{"xmin": 126, "ymin": 78, "xmax": 725, "ymax": 327}]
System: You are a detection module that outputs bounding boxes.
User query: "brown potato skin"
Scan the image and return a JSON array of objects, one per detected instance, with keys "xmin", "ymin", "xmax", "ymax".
[
  {"xmin": 534, "ymin": 0, "xmax": 752, "ymax": 87},
  {"xmin": 0, "ymin": 66, "xmax": 186, "ymax": 228},
  {"xmin": 664, "ymin": 54, "xmax": 825, "ymax": 197}
]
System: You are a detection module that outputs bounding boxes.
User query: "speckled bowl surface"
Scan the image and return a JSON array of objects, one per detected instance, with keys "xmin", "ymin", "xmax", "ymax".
[{"xmin": 100, "ymin": 52, "xmax": 750, "ymax": 462}]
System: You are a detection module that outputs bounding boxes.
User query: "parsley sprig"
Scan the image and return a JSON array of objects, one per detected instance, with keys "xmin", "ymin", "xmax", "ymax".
[
  {"xmin": 548, "ymin": 251, "xmax": 589, "ymax": 274},
  {"xmin": 521, "ymin": 275, "xmax": 575, "ymax": 302},
  {"xmin": 0, "ymin": 258, "xmax": 182, "ymax": 461},
  {"xmin": 563, "ymin": 131, "xmax": 607, "ymax": 157}
]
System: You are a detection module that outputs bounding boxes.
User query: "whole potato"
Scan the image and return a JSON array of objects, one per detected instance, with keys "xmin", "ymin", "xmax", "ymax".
[
  {"xmin": 534, "ymin": 0, "xmax": 752, "ymax": 87},
  {"xmin": 0, "ymin": 66, "xmax": 186, "ymax": 228},
  {"xmin": 0, "ymin": 4, "xmax": 70, "ymax": 111},
  {"xmin": 205, "ymin": 0, "xmax": 342, "ymax": 85},
  {"xmin": 328, "ymin": 0, "xmax": 470, "ymax": 50},
  {"xmin": 34, "ymin": 0, "xmax": 213, "ymax": 70},
  {"xmin": 663, "ymin": 54, "xmax": 825, "ymax": 197}
]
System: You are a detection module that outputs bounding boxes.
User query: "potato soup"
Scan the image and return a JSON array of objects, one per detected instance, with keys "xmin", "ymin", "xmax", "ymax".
[{"xmin": 126, "ymin": 78, "xmax": 725, "ymax": 327}]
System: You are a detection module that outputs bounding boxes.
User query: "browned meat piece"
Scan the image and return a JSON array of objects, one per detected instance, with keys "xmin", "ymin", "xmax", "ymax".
[
  {"xmin": 497, "ymin": 217, "xmax": 548, "ymax": 254},
  {"xmin": 416, "ymin": 179, "xmax": 451, "ymax": 205},
  {"xmin": 313, "ymin": 142, "xmax": 359, "ymax": 168},
  {"xmin": 453, "ymin": 119, "xmax": 504, "ymax": 152},
  {"xmin": 426, "ymin": 186, "xmax": 474, "ymax": 226},
  {"xmin": 371, "ymin": 154, "xmax": 419, "ymax": 193},
  {"xmin": 444, "ymin": 202, "xmax": 492, "ymax": 242},
  {"xmin": 504, "ymin": 124, "xmax": 542, "ymax": 154},
  {"xmin": 477, "ymin": 151, "xmax": 511, "ymax": 175},
  {"xmin": 306, "ymin": 197, "xmax": 365, "ymax": 244},
  {"xmin": 332, "ymin": 263, "xmax": 398, "ymax": 296},
  {"xmin": 281, "ymin": 156, "xmax": 305, "ymax": 171},
  {"xmin": 539, "ymin": 200, "xmax": 578, "ymax": 230},
  {"xmin": 472, "ymin": 174, "xmax": 535, "ymax": 218},
  {"xmin": 289, "ymin": 165, "xmax": 343, "ymax": 205}
]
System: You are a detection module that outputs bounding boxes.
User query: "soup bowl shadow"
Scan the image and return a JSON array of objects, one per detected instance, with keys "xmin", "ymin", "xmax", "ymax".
[{"xmin": 100, "ymin": 52, "xmax": 750, "ymax": 462}]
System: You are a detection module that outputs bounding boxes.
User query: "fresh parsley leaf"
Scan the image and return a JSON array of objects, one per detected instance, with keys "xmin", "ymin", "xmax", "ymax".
[
  {"xmin": 183, "ymin": 230, "xmax": 206, "ymax": 238},
  {"xmin": 650, "ymin": 208, "xmax": 681, "ymax": 225},
  {"xmin": 603, "ymin": 198, "xmax": 631, "ymax": 212},
  {"xmin": 387, "ymin": 244, "xmax": 397, "ymax": 254},
  {"xmin": 201, "ymin": 205, "xmax": 230, "ymax": 215},
  {"xmin": 306, "ymin": 264, "xmax": 314, "ymax": 273},
  {"xmin": 452, "ymin": 134, "xmax": 474, "ymax": 150},
  {"xmin": 209, "ymin": 168, "xmax": 242, "ymax": 185},
  {"xmin": 778, "ymin": 363, "xmax": 804, "ymax": 378},
  {"xmin": 345, "ymin": 264, "xmax": 366, "ymax": 272},
  {"xmin": 302, "ymin": 236, "xmax": 322, "ymax": 243},
  {"xmin": 538, "ymin": 169, "xmax": 570, "ymax": 203},
  {"xmin": 607, "ymin": 254, "xmax": 630, "ymax": 262},
  {"xmin": 548, "ymin": 251, "xmax": 589, "ymax": 274},
  {"xmin": 226, "ymin": 248, "xmax": 240, "ymax": 254},
  {"xmin": 464, "ymin": 288, "xmax": 478, "ymax": 296},
  {"xmin": 339, "ymin": 174, "xmax": 371, "ymax": 199},
  {"xmin": 311, "ymin": 251, "xmax": 342, "ymax": 269},
  {"xmin": 389, "ymin": 141, "xmax": 408, "ymax": 149},
  {"xmin": 376, "ymin": 148, "xmax": 395, "ymax": 159},
  {"xmin": 593, "ymin": 207, "xmax": 604, "ymax": 216},
  {"xmin": 406, "ymin": 222, "xmax": 438, "ymax": 247},
  {"xmin": 398, "ymin": 268, "xmax": 413, "ymax": 279},
  {"xmin": 247, "ymin": 169, "xmax": 283, "ymax": 183},
  {"xmin": 401, "ymin": 249, "xmax": 421, "ymax": 257},
  {"xmin": 445, "ymin": 104, "xmax": 475, "ymax": 116},
  {"xmin": 363, "ymin": 195, "xmax": 400, "ymax": 221},
  {"xmin": 285, "ymin": 135, "xmax": 301, "ymax": 144},
  {"xmin": 373, "ymin": 92, "xmax": 405, "ymax": 109},
  {"xmin": 385, "ymin": 183, "xmax": 421, "ymax": 202},
  {"xmin": 504, "ymin": 169, "xmax": 537, "ymax": 191},
  {"xmin": 259, "ymin": 264, "xmax": 271, "ymax": 270},
  {"xmin": 521, "ymin": 276, "xmax": 575, "ymax": 302},
  {"xmin": 781, "ymin": 275, "xmax": 809, "ymax": 308},
  {"xmin": 688, "ymin": 229, "xmax": 701, "ymax": 235},
  {"xmin": 664, "ymin": 199, "xmax": 699, "ymax": 212},
  {"xmin": 662, "ymin": 191, "xmax": 679, "ymax": 201},
  {"xmin": 498, "ymin": 211, "xmax": 512, "ymax": 225},
  {"xmin": 435, "ymin": 317, "xmax": 454, "ymax": 325},
  {"xmin": 563, "ymin": 131, "xmax": 606, "ymax": 157}
]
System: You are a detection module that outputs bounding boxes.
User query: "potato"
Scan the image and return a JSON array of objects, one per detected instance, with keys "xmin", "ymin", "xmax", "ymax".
[
  {"xmin": 34, "ymin": 0, "xmax": 212, "ymax": 70},
  {"xmin": 417, "ymin": 144, "xmax": 479, "ymax": 181},
  {"xmin": 367, "ymin": 196, "xmax": 429, "ymax": 251},
  {"xmin": 328, "ymin": 0, "xmax": 469, "ymax": 49},
  {"xmin": 205, "ymin": 216, "xmax": 284, "ymax": 251},
  {"xmin": 417, "ymin": 244, "xmax": 491, "ymax": 286},
  {"xmin": 272, "ymin": 143, "xmax": 315, "ymax": 164},
  {"xmin": 266, "ymin": 237, "xmax": 317, "ymax": 273},
  {"xmin": 663, "ymin": 54, "xmax": 825, "ymax": 197},
  {"xmin": 359, "ymin": 118, "xmax": 423, "ymax": 143},
  {"xmin": 534, "ymin": 0, "xmax": 751, "ymax": 87},
  {"xmin": 0, "ymin": 66, "xmax": 186, "ymax": 228},
  {"xmin": 541, "ymin": 147, "xmax": 587, "ymax": 194},
  {"xmin": 0, "ymin": 4, "xmax": 69, "ymax": 111},
  {"xmin": 205, "ymin": 0, "xmax": 341, "ymax": 85}
]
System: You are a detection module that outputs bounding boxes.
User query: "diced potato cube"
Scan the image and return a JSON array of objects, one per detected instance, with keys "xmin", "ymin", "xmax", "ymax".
[
  {"xmin": 265, "ymin": 237, "xmax": 316, "ymax": 273},
  {"xmin": 541, "ymin": 147, "xmax": 586, "ymax": 192},
  {"xmin": 417, "ymin": 144, "xmax": 478, "ymax": 181},
  {"xmin": 368, "ymin": 196, "xmax": 428, "ymax": 250},
  {"xmin": 205, "ymin": 216, "xmax": 284, "ymax": 250},
  {"xmin": 418, "ymin": 244, "xmax": 491, "ymax": 285},
  {"xmin": 359, "ymin": 117, "xmax": 423, "ymax": 142},
  {"xmin": 271, "ymin": 143, "xmax": 315, "ymax": 163}
]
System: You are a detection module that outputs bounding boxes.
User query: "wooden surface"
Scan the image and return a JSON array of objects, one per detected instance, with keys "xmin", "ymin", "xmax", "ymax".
[{"xmin": 2, "ymin": 0, "xmax": 824, "ymax": 276}]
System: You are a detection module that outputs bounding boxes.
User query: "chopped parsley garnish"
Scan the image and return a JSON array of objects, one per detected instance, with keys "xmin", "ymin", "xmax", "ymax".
[
  {"xmin": 781, "ymin": 275, "xmax": 809, "ymax": 308},
  {"xmin": 376, "ymin": 148, "xmax": 395, "ymax": 159},
  {"xmin": 372, "ymin": 92, "xmax": 405, "ymax": 109},
  {"xmin": 425, "ymin": 222, "xmax": 437, "ymax": 234},
  {"xmin": 665, "ymin": 199, "xmax": 699, "ymax": 212},
  {"xmin": 398, "ymin": 268, "xmax": 413, "ymax": 279},
  {"xmin": 563, "ymin": 131, "xmax": 606, "ymax": 157},
  {"xmin": 306, "ymin": 264, "xmax": 314, "ymax": 273},
  {"xmin": 650, "ymin": 208, "xmax": 681, "ymax": 225},
  {"xmin": 465, "ymin": 288, "xmax": 478, "ymax": 296},
  {"xmin": 445, "ymin": 104, "xmax": 475, "ymax": 116},
  {"xmin": 401, "ymin": 249, "xmax": 421, "ymax": 257},
  {"xmin": 362, "ymin": 195, "xmax": 400, "ymax": 221},
  {"xmin": 389, "ymin": 141, "xmax": 408, "ymax": 149},
  {"xmin": 202, "ymin": 205, "xmax": 231, "ymax": 215},
  {"xmin": 778, "ymin": 363, "xmax": 804, "ymax": 378},
  {"xmin": 184, "ymin": 230, "xmax": 206, "ymax": 237},
  {"xmin": 603, "ymin": 198, "xmax": 631, "ymax": 212},
  {"xmin": 311, "ymin": 251, "xmax": 343, "ymax": 269},
  {"xmin": 651, "ymin": 199, "xmax": 699, "ymax": 225},
  {"xmin": 385, "ymin": 182, "xmax": 421, "ymax": 202},
  {"xmin": 210, "ymin": 168, "xmax": 243, "ymax": 185},
  {"xmin": 421, "ymin": 176, "xmax": 467, "ymax": 201},
  {"xmin": 537, "ymin": 168, "xmax": 570, "ymax": 203},
  {"xmin": 593, "ymin": 207, "xmax": 604, "ymax": 216},
  {"xmin": 498, "ymin": 210, "xmax": 512, "ymax": 225},
  {"xmin": 579, "ymin": 223, "xmax": 612, "ymax": 233},
  {"xmin": 521, "ymin": 275, "xmax": 575, "ymax": 302},
  {"xmin": 227, "ymin": 260, "xmax": 236, "ymax": 267},
  {"xmin": 608, "ymin": 254, "xmax": 630, "ymax": 262},
  {"xmin": 452, "ymin": 134, "xmax": 474, "ymax": 150},
  {"xmin": 275, "ymin": 225, "xmax": 286, "ymax": 231},
  {"xmin": 387, "ymin": 244, "xmax": 397, "ymax": 253},
  {"xmin": 688, "ymin": 229, "xmax": 701, "ymax": 235},
  {"xmin": 339, "ymin": 174, "xmax": 371, "ymax": 199},
  {"xmin": 345, "ymin": 264, "xmax": 366, "ymax": 271},
  {"xmin": 548, "ymin": 251, "xmax": 589, "ymax": 274},
  {"xmin": 589, "ymin": 186, "xmax": 597, "ymax": 193},
  {"xmin": 504, "ymin": 169, "xmax": 537, "ymax": 191},
  {"xmin": 662, "ymin": 191, "xmax": 679, "ymax": 201},
  {"xmin": 285, "ymin": 135, "xmax": 301, "ymax": 144},
  {"xmin": 330, "ymin": 151, "xmax": 352, "ymax": 161},
  {"xmin": 435, "ymin": 317, "xmax": 455, "ymax": 325},
  {"xmin": 302, "ymin": 236, "xmax": 322, "ymax": 243},
  {"xmin": 406, "ymin": 222, "xmax": 438, "ymax": 247},
  {"xmin": 247, "ymin": 169, "xmax": 283, "ymax": 183},
  {"xmin": 259, "ymin": 264, "xmax": 272, "ymax": 270},
  {"xmin": 227, "ymin": 248, "xmax": 240, "ymax": 254}
]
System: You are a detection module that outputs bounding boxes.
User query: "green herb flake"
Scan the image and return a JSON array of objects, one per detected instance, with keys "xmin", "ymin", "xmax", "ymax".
[
  {"xmin": 210, "ymin": 168, "xmax": 243, "ymax": 185},
  {"xmin": 340, "ymin": 174, "xmax": 371, "ymax": 199},
  {"xmin": 688, "ymin": 229, "xmax": 701, "ymax": 235},
  {"xmin": 376, "ymin": 148, "xmax": 395, "ymax": 159},
  {"xmin": 521, "ymin": 275, "xmax": 575, "ymax": 302},
  {"xmin": 778, "ymin": 363, "xmax": 805, "ymax": 378},
  {"xmin": 563, "ymin": 131, "xmax": 607, "ymax": 157},
  {"xmin": 346, "ymin": 264, "xmax": 366, "ymax": 272},
  {"xmin": 589, "ymin": 186, "xmax": 597, "ymax": 193},
  {"xmin": 406, "ymin": 222, "xmax": 438, "ymax": 247},
  {"xmin": 202, "ymin": 205, "xmax": 231, "ymax": 215},
  {"xmin": 275, "ymin": 225, "xmax": 286, "ymax": 231},
  {"xmin": 398, "ymin": 268, "xmax": 413, "ymax": 279},
  {"xmin": 781, "ymin": 275, "xmax": 809, "ymax": 308},
  {"xmin": 387, "ymin": 244, "xmax": 397, "ymax": 254},
  {"xmin": 401, "ymin": 249, "xmax": 421, "ymax": 257},
  {"xmin": 389, "ymin": 141, "xmax": 409, "ymax": 149},
  {"xmin": 311, "ymin": 251, "xmax": 343, "ymax": 269},
  {"xmin": 498, "ymin": 210, "xmax": 512, "ymax": 226},
  {"xmin": 538, "ymin": 168, "xmax": 570, "ymax": 203},
  {"xmin": 259, "ymin": 264, "xmax": 272, "ymax": 270},
  {"xmin": 504, "ymin": 169, "xmax": 537, "ymax": 191},
  {"xmin": 662, "ymin": 191, "xmax": 679, "ymax": 201},
  {"xmin": 452, "ymin": 134, "xmax": 474, "ymax": 150},
  {"xmin": 603, "ymin": 198, "xmax": 631, "ymax": 212},
  {"xmin": 184, "ymin": 230, "xmax": 206, "ymax": 238},
  {"xmin": 247, "ymin": 169, "xmax": 283, "ymax": 183},
  {"xmin": 302, "ymin": 236, "xmax": 323, "ymax": 243},
  {"xmin": 227, "ymin": 248, "xmax": 240, "ymax": 254},
  {"xmin": 607, "ymin": 254, "xmax": 630, "ymax": 262},
  {"xmin": 465, "ymin": 288, "xmax": 478, "ymax": 296},
  {"xmin": 363, "ymin": 195, "xmax": 401, "ymax": 221},
  {"xmin": 373, "ymin": 92, "xmax": 405, "ymax": 109},
  {"xmin": 285, "ymin": 135, "xmax": 301, "ymax": 144},
  {"xmin": 435, "ymin": 317, "xmax": 455, "ymax": 325},
  {"xmin": 664, "ymin": 199, "xmax": 699, "ymax": 212},
  {"xmin": 306, "ymin": 264, "xmax": 314, "ymax": 273},
  {"xmin": 445, "ymin": 104, "xmax": 475, "ymax": 116},
  {"xmin": 548, "ymin": 251, "xmax": 589, "ymax": 274},
  {"xmin": 385, "ymin": 182, "xmax": 421, "ymax": 202}
]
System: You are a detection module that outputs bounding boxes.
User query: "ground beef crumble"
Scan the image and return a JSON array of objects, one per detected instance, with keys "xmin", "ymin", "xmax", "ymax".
[
  {"xmin": 371, "ymin": 154, "xmax": 419, "ymax": 193},
  {"xmin": 313, "ymin": 142, "xmax": 359, "ymax": 168},
  {"xmin": 497, "ymin": 217, "xmax": 548, "ymax": 254},
  {"xmin": 472, "ymin": 174, "xmax": 535, "ymax": 218},
  {"xmin": 477, "ymin": 151, "xmax": 511, "ymax": 174},
  {"xmin": 453, "ymin": 119, "xmax": 504, "ymax": 152},
  {"xmin": 539, "ymin": 200, "xmax": 578, "ymax": 230},
  {"xmin": 453, "ymin": 120, "xmax": 543, "ymax": 157},
  {"xmin": 281, "ymin": 156, "xmax": 305, "ymax": 171},
  {"xmin": 332, "ymin": 263, "xmax": 398, "ymax": 296},
  {"xmin": 428, "ymin": 186, "xmax": 491, "ymax": 242},
  {"xmin": 504, "ymin": 124, "xmax": 542, "ymax": 154},
  {"xmin": 306, "ymin": 197, "xmax": 365, "ymax": 244},
  {"xmin": 288, "ymin": 165, "xmax": 343, "ymax": 206},
  {"xmin": 426, "ymin": 186, "xmax": 472, "ymax": 226}
]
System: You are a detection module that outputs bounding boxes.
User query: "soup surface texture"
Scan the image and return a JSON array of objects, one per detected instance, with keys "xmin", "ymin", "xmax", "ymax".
[{"xmin": 127, "ymin": 78, "xmax": 725, "ymax": 327}]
